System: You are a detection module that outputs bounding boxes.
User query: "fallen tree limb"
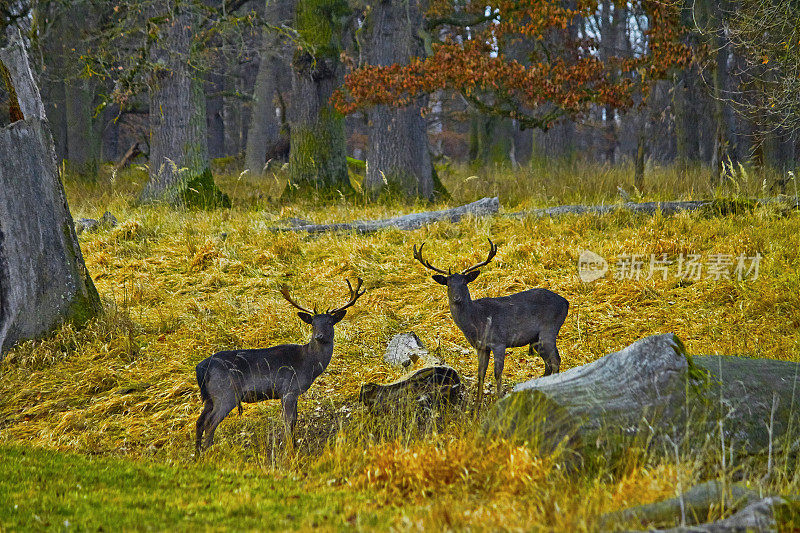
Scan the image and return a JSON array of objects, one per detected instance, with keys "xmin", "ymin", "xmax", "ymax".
[
  {"xmin": 600, "ymin": 480, "xmax": 760, "ymax": 529},
  {"xmin": 484, "ymin": 334, "xmax": 800, "ymax": 459},
  {"xmin": 270, "ymin": 195, "xmax": 797, "ymax": 234},
  {"xmin": 510, "ymin": 197, "xmax": 799, "ymax": 218},
  {"xmin": 269, "ymin": 197, "xmax": 499, "ymax": 233}
]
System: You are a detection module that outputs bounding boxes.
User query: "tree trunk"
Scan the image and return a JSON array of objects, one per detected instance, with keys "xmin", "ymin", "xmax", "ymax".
[
  {"xmin": 634, "ymin": 130, "xmax": 646, "ymax": 191},
  {"xmin": 286, "ymin": 0, "xmax": 351, "ymax": 196},
  {"xmin": 673, "ymin": 72, "xmax": 689, "ymax": 169},
  {"xmin": 223, "ymin": 65, "xmax": 243, "ymax": 157},
  {"xmin": 600, "ymin": 0, "xmax": 618, "ymax": 165},
  {"xmin": 363, "ymin": 0, "xmax": 439, "ymax": 200},
  {"xmin": 699, "ymin": 0, "xmax": 731, "ymax": 182},
  {"xmin": 59, "ymin": 2, "xmax": 100, "ymax": 177},
  {"xmin": 206, "ymin": 69, "xmax": 226, "ymax": 160},
  {"xmin": 485, "ymin": 334, "xmax": 800, "ymax": 459},
  {"xmin": 65, "ymin": 77, "xmax": 99, "ymax": 176},
  {"xmin": 100, "ymin": 103, "xmax": 120, "ymax": 163},
  {"xmin": 245, "ymin": 0, "xmax": 293, "ymax": 177},
  {"xmin": 138, "ymin": 5, "xmax": 228, "ymax": 208},
  {"xmin": 244, "ymin": 41, "xmax": 282, "ymax": 176},
  {"xmin": 0, "ymin": 32, "xmax": 102, "ymax": 357}
]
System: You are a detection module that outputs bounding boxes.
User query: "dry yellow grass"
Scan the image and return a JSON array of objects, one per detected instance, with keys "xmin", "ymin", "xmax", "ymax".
[{"xmin": 0, "ymin": 163, "xmax": 798, "ymax": 529}]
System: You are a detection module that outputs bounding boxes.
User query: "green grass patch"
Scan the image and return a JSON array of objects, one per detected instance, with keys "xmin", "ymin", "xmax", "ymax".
[{"xmin": 0, "ymin": 445, "xmax": 386, "ymax": 531}]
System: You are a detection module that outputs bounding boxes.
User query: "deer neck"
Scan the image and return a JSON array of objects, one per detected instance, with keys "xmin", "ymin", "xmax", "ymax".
[
  {"xmin": 305, "ymin": 337, "xmax": 334, "ymax": 371},
  {"xmin": 448, "ymin": 290, "xmax": 475, "ymax": 330}
]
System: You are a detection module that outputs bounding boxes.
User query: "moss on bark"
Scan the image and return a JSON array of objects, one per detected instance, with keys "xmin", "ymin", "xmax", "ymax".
[
  {"xmin": 181, "ymin": 168, "xmax": 231, "ymax": 209},
  {"xmin": 285, "ymin": 119, "xmax": 352, "ymax": 198}
]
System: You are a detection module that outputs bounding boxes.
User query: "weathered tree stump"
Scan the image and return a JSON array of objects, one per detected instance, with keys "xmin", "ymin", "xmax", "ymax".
[
  {"xmin": 485, "ymin": 334, "xmax": 800, "ymax": 459},
  {"xmin": 0, "ymin": 30, "xmax": 102, "ymax": 357},
  {"xmin": 359, "ymin": 366, "xmax": 462, "ymax": 409}
]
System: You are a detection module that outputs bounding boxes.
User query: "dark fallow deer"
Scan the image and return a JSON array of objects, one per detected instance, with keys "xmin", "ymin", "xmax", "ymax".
[
  {"xmin": 194, "ymin": 278, "xmax": 365, "ymax": 454},
  {"xmin": 413, "ymin": 240, "xmax": 568, "ymax": 414}
]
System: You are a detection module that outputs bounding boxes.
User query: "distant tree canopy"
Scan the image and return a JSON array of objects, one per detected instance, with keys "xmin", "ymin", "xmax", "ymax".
[
  {"xmin": 335, "ymin": 0, "xmax": 691, "ymax": 131},
  {"xmin": 719, "ymin": 0, "xmax": 800, "ymax": 132}
]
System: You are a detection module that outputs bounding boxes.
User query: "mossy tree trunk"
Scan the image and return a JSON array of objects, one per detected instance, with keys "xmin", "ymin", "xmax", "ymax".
[
  {"xmin": 138, "ymin": 3, "xmax": 229, "ymax": 208},
  {"xmin": 286, "ymin": 0, "xmax": 351, "ymax": 197},
  {"xmin": 363, "ymin": 0, "xmax": 440, "ymax": 201},
  {"xmin": 245, "ymin": 0, "xmax": 293, "ymax": 177},
  {"xmin": 0, "ymin": 31, "xmax": 102, "ymax": 358}
]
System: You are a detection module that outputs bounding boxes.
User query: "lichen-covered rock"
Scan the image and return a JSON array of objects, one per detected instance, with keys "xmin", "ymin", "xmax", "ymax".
[
  {"xmin": 383, "ymin": 332, "xmax": 429, "ymax": 367},
  {"xmin": 75, "ymin": 218, "xmax": 100, "ymax": 235},
  {"xmin": 75, "ymin": 211, "xmax": 118, "ymax": 235}
]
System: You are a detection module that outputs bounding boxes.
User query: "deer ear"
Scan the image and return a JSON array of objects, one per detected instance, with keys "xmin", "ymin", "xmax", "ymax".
[
  {"xmin": 464, "ymin": 270, "xmax": 480, "ymax": 283},
  {"xmin": 298, "ymin": 312, "xmax": 314, "ymax": 324},
  {"xmin": 330, "ymin": 309, "xmax": 347, "ymax": 324},
  {"xmin": 432, "ymin": 274, "xmax": 448, "ymax": 285}
]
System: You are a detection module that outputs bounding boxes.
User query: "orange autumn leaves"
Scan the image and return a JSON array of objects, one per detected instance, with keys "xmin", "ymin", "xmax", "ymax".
[{"xmin": 333, "ymin": 0, "xmax": 690, "ymax": 126}]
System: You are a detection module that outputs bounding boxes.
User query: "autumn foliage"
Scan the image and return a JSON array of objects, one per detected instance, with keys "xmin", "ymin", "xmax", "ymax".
[{"xmin": 334, "ymin": 0, "xmax": 690, "ymax": 129}]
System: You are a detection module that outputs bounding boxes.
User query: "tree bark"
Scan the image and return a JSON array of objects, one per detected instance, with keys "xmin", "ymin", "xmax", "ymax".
[
  {"xmin": 0, "ymin": 32, "xmax": 101, "ymax": 357},
  {"xmin": 363, "ymin": 0, "xmax": 438, "ymax": 200},
  {"xmin": 59, "ymin": 2, "xmax": 101, "ymax": 176},
  {"xmin": 244, "ymin": 0, "xmax": 293, "ymax": 177},
  {"xmin": 673, "ymin": 72, "xmax": 689, "ymax": 169},
  {"xmin": 485, "ymin": 334, "xmax": 800, "ymax": 459},
  {"xmin": 138, "ymin": 4, "xmax": 228, "ymax": 208},
  {"xmin": 64, "ymin": 77, "xmax": 99, "ymax": 176},
  {"xmin": 206, "ymin": 69, "xmax": 226, "ymax": 160},
  {"xmin": 600, "ymin": 0, "xmax": 618, "ymax": 165},
  {"xmin": 286, "ymin": 0, "xmax": 351, "ymax": 196}
]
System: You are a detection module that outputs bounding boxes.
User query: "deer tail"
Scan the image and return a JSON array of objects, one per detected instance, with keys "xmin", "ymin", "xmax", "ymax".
[{"xmin": 195, "ymin": 359, "xmax": 212, "ymax": 403}]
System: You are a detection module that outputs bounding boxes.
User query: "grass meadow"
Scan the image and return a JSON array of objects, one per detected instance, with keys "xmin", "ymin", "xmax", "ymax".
[{"xmin": 1, "ymin": 160, "xmax": 799, "ymax": 530}]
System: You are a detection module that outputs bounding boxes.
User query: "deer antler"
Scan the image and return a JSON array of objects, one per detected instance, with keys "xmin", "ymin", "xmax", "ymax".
[
  {"xmin": 328, "ymin": 278, "xmax": 366, "ymax": 314},
  {"xmin": 460, "ymin": 239, "xmax": 497, "ymax": 275},
  {"xmin": 280, "ymin": 285, "xmax": 314, "ymax": 314},
  {"xmin": 413, "ymin": 243, "xmax": 450, "ymax": 275}
]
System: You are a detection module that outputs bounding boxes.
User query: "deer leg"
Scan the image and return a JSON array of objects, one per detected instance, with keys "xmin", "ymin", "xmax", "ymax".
[
  {"xmin": 201, "ymin": 396, "xmax": 237, "ymax": 451},
  {"xmin": 492, "ymin": 345, "xmax": 506, "ymax": 397},
  {"xmin": 474, "ymin": 348, "xmax": 491, "ymax": 416},
  {"xmin": 281, "ymin": 394, "xmax": 298, "ymax": 449},
  {"xmin": 538, "ymin": 340, "xmax": 561, "ymax": 376},
  {"xmin": 195, "ymin": 400, "xmax": 214, "ymax": 456}
]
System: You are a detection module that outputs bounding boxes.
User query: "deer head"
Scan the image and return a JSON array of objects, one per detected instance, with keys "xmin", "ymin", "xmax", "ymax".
[
  {"xmin": 413, "ymin": 239, "xmax": 497, "ymax": 305},
  {"xmin": 280, "ymin": 278, "xmax": 365, "ymax": 343}
]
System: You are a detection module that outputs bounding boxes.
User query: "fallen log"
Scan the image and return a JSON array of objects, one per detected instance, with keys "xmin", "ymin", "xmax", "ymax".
[
  {"xmin": 509, "ymin": 197, "xmax": 799, "ymax": 219},
  {"xmin": 601, "ymin": 480, "xmax": 799, "ymax": 532},
  {"xmin": 269, "ymin": 197, "xmax": 499, "ymax": 233},
  {"xmin": 484, "ymin": 334, "xmax": 800, "ymax": 459},
  {"xmin": 114, "ymin": 141, "xmax": 145, "ymax": 172},
  {"xmin": 600, "ymin": 480, "xmax": 760, "ymax": 529}
]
